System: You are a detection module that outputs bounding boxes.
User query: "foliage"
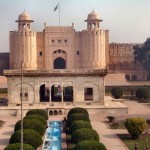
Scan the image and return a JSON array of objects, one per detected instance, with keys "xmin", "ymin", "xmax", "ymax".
[
  {"xmin": 69, "ymin": 120, "xmax": 92, "ymax": 134},
  {"xmin": 9, "ymin": 129, "xmax": 42, "ymax": 149},
  {"xmin": 106, "ymin": 116, "xmax": 115, "ymax": 122},
  {"xmin": 4, "ymin": 143, "xmax": 34, "ymax": 150},
  {"xmin": 134, "ymin": 38, "xmax": 150, "ymax": 70},
  {"xmin": 118, "ymin": 134, "xmax": 150, "ymax": 150},
  {"xmin": 24, "ymin": 114, "xmax": 47, "ymax": 126},
  {"xmin": 67, "ymin": 107, "xmax": 89, "ymax": 118},
  {"xmin": 135, "ymin": 87, "xmax": 150, "ymax": 100},
  {"xmin": 73, "ymin": 140, "xmax": 107, "ymax": 150},
  {"xmin": 14, "ymin": 119, "xmax": 45, "ymax": 136},
  {"xmin": 67, "ymin": 113, "xmax": 90, "ymax": 127},
  {"xmin": 125, "ymin": 117, "xmax": 147, "ymax": 140},
  {"xmin": 26, "ymin": 109, "xmax": 48, "ymax": 120},
  {"xmin": 111, "ymin": 87, "xmax": 123, "ymax": 99},
  {"xmin": 71, "ymin": 128, "xmax": 99, "ymax": 144}
]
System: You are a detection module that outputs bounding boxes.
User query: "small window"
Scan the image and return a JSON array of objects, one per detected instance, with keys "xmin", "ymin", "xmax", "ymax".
[
  {"xmin": 77, "ymin": 51, "xmax": 79, "ymax": 55},
  {"xmin": 51, "ymin": 40, "xmax": 55, "ymax": 43},
  {"xmin": 39, "ymin": 51, "xmax": 43, "ymax": 56},
  {"xmin": 20, "ymin": 93, "xmax": 22, "ymax": 97},
  {"xmin": 58, "ymin": 40, "xmax": 61, "ymax": 43},
  {"xmin": 64, "ymin": 39, "xmax": 67, "ymax": 43},
  {"xmin": 25, "ymin": 93, "xmax": 28, "ymax": 97},
  {"xmin": 58, "ymin": 49, "xmax": 61, "ymax": 53}
]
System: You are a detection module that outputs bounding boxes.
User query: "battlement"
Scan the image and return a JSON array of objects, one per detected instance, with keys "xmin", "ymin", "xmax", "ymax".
[
  {"xmin": 10, "ymin": 30, "xmax": 37, "ymax": 36},
  {"xmin": 45, "ymin": 26, "xmax": 74, "ymax": 33},
  {"xmin": 109, "ymin": 43, "xmax": 142, "ymax": 48}
]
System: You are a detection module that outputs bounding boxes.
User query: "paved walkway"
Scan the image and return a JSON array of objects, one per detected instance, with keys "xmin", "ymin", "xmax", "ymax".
[{"xmin": 0, "ymin": 116, "xmax": 20, "ymax": 150}]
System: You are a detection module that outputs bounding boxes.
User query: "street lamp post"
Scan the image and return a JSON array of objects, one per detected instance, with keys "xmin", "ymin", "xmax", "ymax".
[{"xmin": 21, "ymin": 60, "xmax": 23, "ymax": 150}]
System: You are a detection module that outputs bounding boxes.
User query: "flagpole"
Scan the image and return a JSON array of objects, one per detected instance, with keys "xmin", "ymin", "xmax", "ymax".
[{"xmin": 59, "ymin": 2, "xmax": 60, "ymax": 26}]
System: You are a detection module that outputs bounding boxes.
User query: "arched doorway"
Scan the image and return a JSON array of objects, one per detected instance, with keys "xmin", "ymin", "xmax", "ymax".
[
  {"xmin": 39, "ymin": 84, "xmax": 49, "ymax": 102},
  {"xmin": 51, "ymin": 85, "xmax": 62, "ymax": 102},
  {"xmin": 54, "ymin": 57, "xmax": 66, "ymax": 69},
  {"xmin": 63, "ymin": 86, "xmax": 73, "ymax": 102}
]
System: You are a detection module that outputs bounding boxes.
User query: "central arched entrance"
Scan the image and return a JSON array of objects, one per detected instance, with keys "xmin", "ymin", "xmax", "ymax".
[{"xmin": 54, "ymin": 57, "xmax": 66, "ymax": 69}]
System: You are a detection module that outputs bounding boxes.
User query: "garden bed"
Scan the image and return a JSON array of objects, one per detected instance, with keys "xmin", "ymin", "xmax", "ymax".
[{"xmin": 118, "ymin": 134, "xmax": 150, "ymax": 150}]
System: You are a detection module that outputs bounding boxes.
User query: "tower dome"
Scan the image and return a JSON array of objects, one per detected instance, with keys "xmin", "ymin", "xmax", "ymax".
[
  {"xmin": 17, "ymin": 10, "xmax": 33, "ymax": 22},
  {"xmin": 87, "ymin": 10, "xmax": 100, "ymax": 21}
]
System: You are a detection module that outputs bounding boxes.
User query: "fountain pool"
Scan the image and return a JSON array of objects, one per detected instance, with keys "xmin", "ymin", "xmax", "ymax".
[{"xmin": 42, "ymin": 121, "xmax": 61, "ymax": 150}]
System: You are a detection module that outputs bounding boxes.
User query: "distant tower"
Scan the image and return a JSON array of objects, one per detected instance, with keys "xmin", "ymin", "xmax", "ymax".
[
  {"xmin": 10, "ymin": 10, "xmax": 37, "ymax": 70},
  {"xmin": 81, "ymin": 10, "xmax": 108, "ymax": 69}
]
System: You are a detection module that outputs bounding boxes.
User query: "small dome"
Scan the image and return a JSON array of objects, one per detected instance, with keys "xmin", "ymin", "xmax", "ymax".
[
  {"xmin": 87, "ymin": 10, "xmax": 100, "ymax": 20},
  {"xmin": 18, "ymin": 10, "xmax": 33, "ymax": 21}
]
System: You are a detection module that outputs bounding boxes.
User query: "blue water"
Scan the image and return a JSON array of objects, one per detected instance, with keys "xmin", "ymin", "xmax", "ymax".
[{"xmin": 42, "ymin": 121, "xmax": 62, "ymax": 150}]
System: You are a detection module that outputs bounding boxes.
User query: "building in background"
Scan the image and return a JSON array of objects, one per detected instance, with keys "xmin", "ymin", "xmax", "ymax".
[
  {"xmin": 109, "ymin": 43, "xmax": 149, "ymax": 81},
  {"xmin": 0, "ymin": 53, "xmax": 9, "ymax": 75}
]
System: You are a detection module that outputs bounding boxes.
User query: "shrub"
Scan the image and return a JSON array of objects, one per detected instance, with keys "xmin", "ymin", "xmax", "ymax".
[
  {"xmin": 106, "ymin": 116, "xmax": 115, "ymax": 122},
  {"xmin": 135, "ymin": 87, "xmax": 150, "ymax": 100},
  {"xmin": 14, "ymin": 119, "xmax": 45, "ymax": 136},
  {"xmin": 111, "ymin": 87, "xmax": 123, "ymax": 99},
  {"xmin": 67, "ymin": 113, "xmax": 90, "ymax": 127},
  {"xmin": 125, "ymin": 117, "xmax": 147, "ymax": 140},
  {"xmin": 73, "ymin": 140, "xmax": 107, "ymax": 150},
  {"xmin": 67, "ymin": 107, "xmax": 89, "ymax": 118},
  {"xmin": 4, "ymin": 143, "xmax": 34, "ymax": 150},
  {"xmin": 9, "ymin": 129, "xmax": 42, "ymax": 149},
  {"xmin": 71, "ymin": 128, "xmax": 99, "ymax": 144},
  {"xmin": 24, "ymin": 114, "xmax": 47, "ymax": 126},
  {"xmin": 69, "ymin": 120, "xmax": 92, "ymax": 134},
  {"xmin": 26, "ymin": 109, "xmax": 48, "ymax": 120}
]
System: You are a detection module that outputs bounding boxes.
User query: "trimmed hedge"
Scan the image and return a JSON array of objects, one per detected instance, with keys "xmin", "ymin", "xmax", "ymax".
[
  {"xmin": 111, "ymin": 87, "xmax": 123, "ymax": 99},
  {"xmin": 14, "ymin": 119, "xmax": 45, "ymax": 136},
  {"xmin": 9, "ymin": 129, "xmax": 42, "ymax": 149},
  {"xmin": 67, "ymin": 113, "xmax": 90, "ymax": 127},
  {"xmin": 26, "ymin": 109, "xmax": 48, "ymax": 120},
  {"xmin": 71, "ymin": 128, "xmax": 99, "ymax": 144},
  {"xmin": 24, "ymin": 114, "xmax": 47, "ymax": 126},
  {"xmin": 136, "ymin": 87, "xmax": 150, "ymax": 100},
  {"xmin": 125, "ymin": 117, "xmax": 147, "ymax": 140},
  {"xmin": 4, "ymin": 143, "xmax": 34, "ymax": 150},
  {"xmin": 67, "ymin": 107, "xmax": 89, "ymax": 118},
  {"xmin": 69, "ymin": 120, "xmax": 92, "ymax": 134},
  {"xmin": 73, "ymin": 140, "xmax": 107, "ymax": 150}
]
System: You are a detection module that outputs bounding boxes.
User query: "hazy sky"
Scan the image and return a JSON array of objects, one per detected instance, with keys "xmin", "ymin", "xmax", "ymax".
[{"xmin": 0, "ymin": 0, "xmax": 150, "ymax": 52}]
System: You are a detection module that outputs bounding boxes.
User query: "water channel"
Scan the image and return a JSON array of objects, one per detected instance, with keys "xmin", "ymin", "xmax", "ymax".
[{"xmin": 42, "ymin": 121, "xmax": 61, "ymax": 150}]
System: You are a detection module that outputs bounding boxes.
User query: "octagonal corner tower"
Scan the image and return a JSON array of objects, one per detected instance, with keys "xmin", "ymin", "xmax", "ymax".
[
  {"xmin": 80, "ymin": 10, "xmax": 109, "ymax": 69},
  {"xmin": 9, "ymin": 10, "xmax": 37, "ymax": 70}
]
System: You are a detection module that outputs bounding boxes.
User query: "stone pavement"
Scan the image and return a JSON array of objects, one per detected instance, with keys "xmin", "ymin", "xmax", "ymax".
[{"xmin": 0, "ymin": 116, "xmax": 20, "ymax": 150}]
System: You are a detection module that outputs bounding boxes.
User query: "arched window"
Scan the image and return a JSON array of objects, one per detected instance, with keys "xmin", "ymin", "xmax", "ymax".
[
  {"xmin": 125, "ymin": 75, "xmax": 130, "ymax": 81},
  {"xmin": 54, "ymin": 57, "xmax": 66, "ymax": 69},
  {"xmin": 132, "ymin": 75, "xmax": 137, "ymax": 81},
  {"xmin": 22, "ymin": 23, "xmax": 26, "ymax": 29}
]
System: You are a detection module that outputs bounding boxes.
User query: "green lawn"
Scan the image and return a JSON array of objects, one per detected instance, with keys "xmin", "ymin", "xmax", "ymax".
[{"xmin": 118, "ymin": 134, "xmax": 150, "ymax": 150}]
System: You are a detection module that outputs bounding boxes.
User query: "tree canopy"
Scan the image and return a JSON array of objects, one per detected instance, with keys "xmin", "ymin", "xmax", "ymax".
[{"xmin": 134, "ymin": 38, "xmax": 150, "ymax": 70}]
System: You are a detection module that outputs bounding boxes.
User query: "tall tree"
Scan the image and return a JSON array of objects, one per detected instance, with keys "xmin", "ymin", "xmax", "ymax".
[{"xmin": 134, "ymin": 38, "xmax": 150, "ymax": 70}]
